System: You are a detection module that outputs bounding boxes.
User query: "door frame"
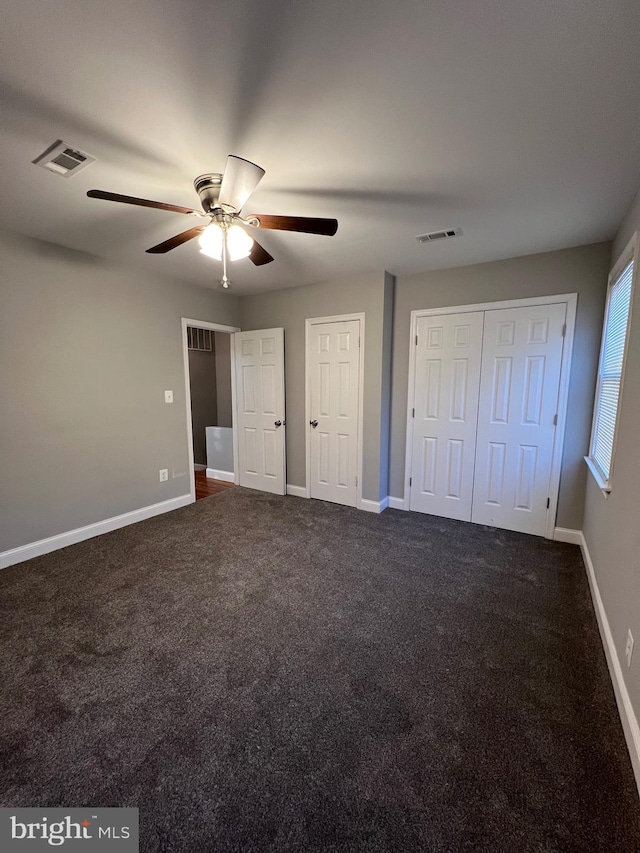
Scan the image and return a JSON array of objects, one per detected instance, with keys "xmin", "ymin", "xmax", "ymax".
[
  {"xmin": 305, "ymin": 313, "xmax": 365, "ymax": 509},
  {"xmin": 404, "ymin": 293, "xmax": 577, "ymax": 539},
  {"xmin": 181, "ymin": 317, "xmax": 241, "ymax": 503}
]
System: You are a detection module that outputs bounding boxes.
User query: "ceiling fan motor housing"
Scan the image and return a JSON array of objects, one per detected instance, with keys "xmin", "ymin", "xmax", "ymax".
[{"xmin": 194, "ymin": 173, "xmax": 223, "ymax": 212}]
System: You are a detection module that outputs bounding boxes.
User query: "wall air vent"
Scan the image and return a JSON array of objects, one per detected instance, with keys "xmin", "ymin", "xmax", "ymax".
[
  {"xmin": 187, "ymin": 326, "xmax": 213, "ymax": 352},
  {"xmin": 33, "ymin": 140, "xmax": 96, "ymax": 178},
  {"xmin": 416, "ymin": 227, "xmax": 462, "ymax": 243}
]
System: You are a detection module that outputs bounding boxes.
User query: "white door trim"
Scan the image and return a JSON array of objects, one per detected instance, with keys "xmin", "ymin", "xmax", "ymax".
[
  {"xmin": 404, "ymin": 294, "xmax": 577, "ymax": 539},
  {"xmin": 305, "ymin": 313, "xmax": 365, "ymax": 509},
  {"xmin": 410, "ymin": 293, "xmax": 578, "ymax": 316},
  {"xmin": 181, "ymin": 318, "xmax": 241, "ymax": 503},
  {"xmin": 545, "ymin": 296, "xmax": 577, "ymax": 538}
]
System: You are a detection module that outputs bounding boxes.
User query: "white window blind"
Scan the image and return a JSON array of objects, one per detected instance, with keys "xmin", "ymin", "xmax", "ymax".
[{"xmin": 590, "ymin": 258, "xmax": 634, "ymax": 486}]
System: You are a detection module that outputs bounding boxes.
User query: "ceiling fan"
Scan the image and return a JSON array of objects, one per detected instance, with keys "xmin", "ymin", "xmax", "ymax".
[{"xmin": 87, "ymin": 155, "xmax": 338, "ymax": 288}]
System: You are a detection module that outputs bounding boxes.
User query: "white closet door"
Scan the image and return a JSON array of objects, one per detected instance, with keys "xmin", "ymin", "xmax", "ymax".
[
  {"xmin": 471, "ymin": 303, "xmax": 566, "ymax": 535},
  {"xmin": 234, "ymin": 328, "xmax": 286, "ymax": 495},
  {"xmin": 410, "ymin": 312, "xmax": 484, "ymax": 520},
  {"xmin": 308, "ymin": 319, "xmax": 360, "ymax": 507}
]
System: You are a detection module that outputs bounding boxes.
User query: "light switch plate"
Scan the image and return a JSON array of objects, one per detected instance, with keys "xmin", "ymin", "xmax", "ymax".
[{"xmin": 165, "ymin": 390, "xmax": 173, "ymax": 404}]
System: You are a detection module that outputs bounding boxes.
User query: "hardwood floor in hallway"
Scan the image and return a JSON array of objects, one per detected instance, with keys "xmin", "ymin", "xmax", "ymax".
[{"xmin": 195, "ymin": 470, "xmax": 235, "ymax": 501}]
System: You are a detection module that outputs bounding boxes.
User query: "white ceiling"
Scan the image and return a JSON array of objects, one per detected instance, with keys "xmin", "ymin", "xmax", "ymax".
[{"xmin": 1, "ymin": 0, "xmax": 640, "ymax": 295}]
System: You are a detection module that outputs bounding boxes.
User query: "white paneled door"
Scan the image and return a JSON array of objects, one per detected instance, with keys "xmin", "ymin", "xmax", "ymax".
[
  {"xmin": 410, "ymin": 312, "xmax": 484, "ymax": 520},
  {"xmin": 471, "ymin": 303, "xmax": 566, "ymax": 535},
  {"xmin": 234, "ymin": 328, "xmax": 286, "ymax": 495},
  {"xmin": 308, "ymin": 319, "xmax": 361, "ymax": 507}
]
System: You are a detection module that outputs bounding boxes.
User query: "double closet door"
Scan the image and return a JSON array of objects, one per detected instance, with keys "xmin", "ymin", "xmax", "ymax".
[{"xmin": 409, "ymin": 301, "xmax": 567, "ymax": 536}]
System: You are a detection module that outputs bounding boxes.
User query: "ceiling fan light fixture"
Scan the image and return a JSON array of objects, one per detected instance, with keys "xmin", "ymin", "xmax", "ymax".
[
  {"xmin": 226, "ymin": 224, "xmax": 253, "ymax": 261},
  {"xmin": 198, "ymin": 223, "xmax": 253, "ymax": 261},
  {"xmin": 198, "ymin": 224, "xmax": 224, "ymax": 260}
]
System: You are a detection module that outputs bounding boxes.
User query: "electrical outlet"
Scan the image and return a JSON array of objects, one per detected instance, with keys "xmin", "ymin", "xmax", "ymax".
[
  {"xmin": 164, "ymin": 390, "xmax": 173, "ymax": 404},
  {"xmin": 159, "ymin": 468, "xmax": 169, "ymax": 482},
  {"xmin": 626, "ymin": 629, "xmax": 634, "ymax": 668}
]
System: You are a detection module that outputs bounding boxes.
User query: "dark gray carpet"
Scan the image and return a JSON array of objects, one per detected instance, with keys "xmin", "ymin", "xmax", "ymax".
[{"xmin": 1, "ymin": 488, "xmax": 639, "ymax": 852}]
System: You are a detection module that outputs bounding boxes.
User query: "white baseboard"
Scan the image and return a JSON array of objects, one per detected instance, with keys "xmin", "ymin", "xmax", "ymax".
[
  {"xmin": 579, "ymin": 531, "xmax": 640, "ymax": 795},
  {"xmin": 205, "ymin": 468, "xmax": 234, "ymax": 483},
  {"xmin": 388, "ymin": 496, "xmax": 408, "ymax": 511},
  {"xmin": 0, "ymin": 494, "xmax": 193, "ymax": 571},
  {"xmin": 194, "ymin": 463, "xmax": 207, "ymax": 471},
  {"xmin": 286, "ymin": 484, "xmax": 308, "ymax": 498},
  {"xmin": 553, "ymin": 526, "xmax": 583, "ymax": 545},
  {"xmin": 360, "ymin": 498, "xmax": 388, "ymax": 514},
  {"xmin": 285, "ymin": 487, "xmax": 390, "ymax": 511}
]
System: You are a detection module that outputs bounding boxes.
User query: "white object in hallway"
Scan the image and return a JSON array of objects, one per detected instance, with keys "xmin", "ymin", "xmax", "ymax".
[
  {"xmin": 472, "ymin": 302, "xmax": 566, "ymax": 536},
  {"xmin": 206, "ymin": 426, "xmax": 234, "ymax": 481},
  {"xmin": 307, "ymin": 318, "xmax": 361, "ymax": 507},
  {"xmin": 410, "ymin": 311, "xmax": 484, "ymax": 521},
  {"xmin": 234, "ymin": 328, "xmax": 286, "ymax": 495}
]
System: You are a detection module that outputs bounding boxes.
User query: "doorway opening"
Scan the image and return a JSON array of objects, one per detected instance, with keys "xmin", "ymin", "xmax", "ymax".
[{"xmin": 181, "ymin": 318, "xmax": 240, "ymax": 503}]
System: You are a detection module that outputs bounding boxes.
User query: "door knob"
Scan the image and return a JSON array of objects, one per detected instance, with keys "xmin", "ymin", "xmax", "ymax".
[
  {"xmin": 274, "ymin": 420, "xmax": 282, "ymax": 427},
  {"xmin": 310, "ymin": 419, "xmax": 318, "ymax": 428}
]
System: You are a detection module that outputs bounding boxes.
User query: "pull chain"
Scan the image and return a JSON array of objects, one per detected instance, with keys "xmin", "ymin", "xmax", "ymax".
[{"xmin": 220, "ymin": 225, "xmax": 231, "ymax": 289}]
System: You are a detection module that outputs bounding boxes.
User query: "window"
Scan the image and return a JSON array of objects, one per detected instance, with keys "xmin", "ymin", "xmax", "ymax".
[{"xmin": 587, "ymin": 237, "xmax": 636, "ymax": 490}]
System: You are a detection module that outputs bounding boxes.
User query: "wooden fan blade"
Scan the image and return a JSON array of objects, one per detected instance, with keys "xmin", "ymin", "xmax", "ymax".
[
  {"xmin": 146, "ymin": 226, "xmax": 206, "ymax": 254},
  {"xmin": 87, "ymin": 189, "xmax": 200, "ymax": 216},
  {"xmin": 218, "ymin": 156, "xmax": 265, "ymax": 213},
  {"xmin": 249, "ymin": 239, "xmax": 274, "ymax": 266},
  {"xmin": 248, "ymin": 214, "xmax": 338, "ymax": 236}
]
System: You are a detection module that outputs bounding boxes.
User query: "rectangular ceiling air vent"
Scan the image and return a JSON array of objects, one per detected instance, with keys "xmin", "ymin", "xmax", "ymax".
[
  {"xmin": 33, "ymin": 140, "xmax": 96, "ymax": 178},
  {"xmin": 416, "ymin": 227, "xmax": 462, "ymax": 243}
]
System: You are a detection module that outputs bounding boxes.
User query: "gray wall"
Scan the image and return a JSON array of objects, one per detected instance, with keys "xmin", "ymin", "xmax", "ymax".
[
  {"xmin": 389, "ymin": 242, "xmax": 611, "ymax": 529},
  {"xmin": 0, "ymin": 228, "xmax": 240, "ymax": 552},
  {"xmin": 240, "ymin": 272, "xmax": 393, "ymax": 502},
  {"xmin": 188, "ymin": 346, "xmax": 218, "ymax": 466},
  {"xmin": 583, "ymin": 185, "xmax": 640, "ymax": 776},
  {"xmin": 214, "ymin": 332, "xmax": 233, "ymax": 428},
  {"xmin": 612, "ymin": 187, "xmax": 640, "ymax": 262}
]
